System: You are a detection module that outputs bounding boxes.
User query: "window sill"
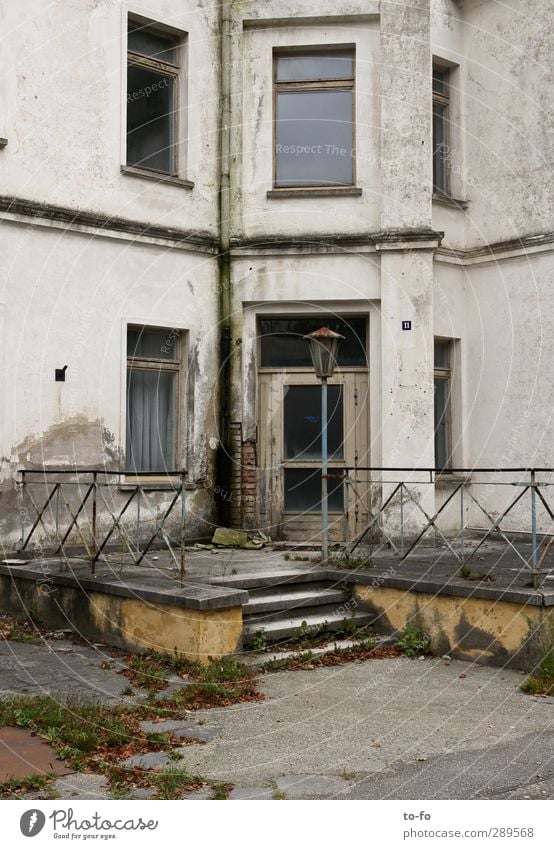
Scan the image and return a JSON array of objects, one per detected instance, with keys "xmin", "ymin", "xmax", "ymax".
[
  {"xmin": 435, "ymin": 471, "xmax": 472, "ymax": 486},
  {"xmin": 121, "ymin": 165, "xmax": 194, "ymax": 190},
  {"xmin": 119, "ymin": 474, "xmax": 186, "ymax": 491},
  {"xmin": 267, "ymin": 186, "xmax": 362, "ymax": 199},
  {"xmin": 432, "ymin": 192, "xmax": 468, "ymax": 210}
]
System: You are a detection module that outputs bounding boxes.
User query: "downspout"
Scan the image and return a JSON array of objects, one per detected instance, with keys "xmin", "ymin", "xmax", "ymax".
[{"xmin": 216, "ymin": 0, "xmax": 232, "ymax": 525}]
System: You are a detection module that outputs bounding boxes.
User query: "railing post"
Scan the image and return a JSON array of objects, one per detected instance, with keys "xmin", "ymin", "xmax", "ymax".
[
  {"xmin": 180, "ymin": 472, "xmax": 186, "ymax": 584},
  {"xmin": 321, "ymin": 377, "xmax": 329, "ymax": 563},
  {"xmin": 136, "ymin": 486, "xmax": 141, "ymax": 558},
  {"xmin": 91, "ymin": 472, "xmax": 97, "ymax": 574},
  {"xmin": 19, "ymin": 470, "xmax": 25, "ymax": 549},
  {"xmin": 460, "ymin": 483, "xmax": 465, "ymax": 564},
  {"xmin": 344, "ymin": 472, "xmax": 350, "ymax": 547},
  {"xmin": 531, "ymin": 469, "xmax": 538, "ymax": 588},
  {"xmin": 55, "ymin": 483, "xmax": 60, "ymax": 548},
  {"xmin": 400, "ymin": 483, "xmax": 404, "ymax": 554}
]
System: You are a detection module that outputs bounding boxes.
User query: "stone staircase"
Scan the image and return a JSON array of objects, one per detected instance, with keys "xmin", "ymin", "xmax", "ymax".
[{"xmin": 213, "ymin": 567, "xmax": 375, "ymax": 645}]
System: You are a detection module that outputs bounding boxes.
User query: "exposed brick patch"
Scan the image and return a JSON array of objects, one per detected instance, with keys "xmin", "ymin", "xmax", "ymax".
[
  {"xmin": 228, "ymin": 422, "xmax": 242, "ymax": 528},
  {"xmin": 241, "ymin": 438, "xmax": 258, "ymax": 530}
]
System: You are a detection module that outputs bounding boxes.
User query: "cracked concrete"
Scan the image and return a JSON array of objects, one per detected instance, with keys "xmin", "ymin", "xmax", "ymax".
[
  {"xmin": 1, "ymin": 639, "xmax": 552, "ymax": 800},
  {"xmin": 177, "ymin": 656, "xmax": 553, "ymax": 799}
]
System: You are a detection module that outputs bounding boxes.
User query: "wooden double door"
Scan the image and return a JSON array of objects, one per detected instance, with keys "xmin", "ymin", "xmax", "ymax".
[{"xmin": 258, "ymin": 370, "xmax": 369, "ymax": 542}]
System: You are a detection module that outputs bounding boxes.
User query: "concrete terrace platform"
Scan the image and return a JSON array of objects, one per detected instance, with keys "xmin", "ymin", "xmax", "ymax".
[
  {"xmin": 1, "ymin": 541, "xmax": 553, "ymax": 669},
  {"xmin": 0, "ymin": 557, "xmax": 247, "ymax": 663}
]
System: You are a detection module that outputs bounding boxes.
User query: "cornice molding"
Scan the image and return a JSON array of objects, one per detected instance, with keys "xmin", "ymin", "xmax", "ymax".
[{"xmin": 0, "ymin": 195, "xmax": 219, "ymax": 254}]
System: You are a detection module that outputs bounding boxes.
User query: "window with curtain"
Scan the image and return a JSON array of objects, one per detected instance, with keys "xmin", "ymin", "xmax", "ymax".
[
  {"xmin": 126, "ymin": 327, "xmax": 180, "ymax": 473},
  {"xmin": 434, "ymin": 339, "xmax": 452, "ymax": 471},
  {"xmin": 273, "ymin": 48, "xmax": 355, "ymax": 188}
]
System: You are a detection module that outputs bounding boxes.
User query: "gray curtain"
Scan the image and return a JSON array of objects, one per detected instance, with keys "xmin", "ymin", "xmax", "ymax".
[{"xmin": 126, "ymin": 368, "xmax": 175, "ymax": 472}]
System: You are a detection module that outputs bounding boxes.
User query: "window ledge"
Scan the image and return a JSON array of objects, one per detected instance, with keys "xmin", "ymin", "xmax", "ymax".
[
  {"xmin": 433, "ymin": 192, "xmax": 469, "ymax": 210},
  {"xmin": 435, "ymin": 471, "xmax": 472, "ymax": 486},
  {"xmin": 121, "ymin": 165, "xmax": 194, "ymax": 190},
  {"xmin": 267, "ymin": 186, "xmax": 362, "ymax": 199},
  {"xmin": 119, "ymin": 474, "xmax": 187, "ymax": 491}
]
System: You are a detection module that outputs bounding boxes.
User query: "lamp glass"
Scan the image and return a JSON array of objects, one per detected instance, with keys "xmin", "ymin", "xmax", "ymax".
[{"xmin": 304, "ymin": 328, "xmax": 345, "ymax": 379}]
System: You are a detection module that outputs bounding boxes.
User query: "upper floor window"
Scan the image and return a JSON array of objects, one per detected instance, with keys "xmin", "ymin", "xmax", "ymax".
[
  {"xmin": 274, "ymin": 48, "xmax": 355, "ymax": 188},
  {"xmin": 433, "ymin": 65, "xmax": 450, "ymax": 195},
  {"xmin": 126, "ymin": 19, "xmax": 182, "ymax": 175}
]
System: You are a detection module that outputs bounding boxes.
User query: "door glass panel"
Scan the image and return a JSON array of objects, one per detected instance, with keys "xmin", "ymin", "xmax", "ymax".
[
  {"xmin": 284, "ymin": 385, "xmax": 343, "ymax": 460},
  {"xmin": 284, "ymin": 468, "xmax": 344, "ymax": 513}
]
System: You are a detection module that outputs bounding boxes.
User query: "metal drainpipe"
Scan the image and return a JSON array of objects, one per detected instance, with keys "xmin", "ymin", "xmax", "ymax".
[{"xmin": 216, "ymin": 1, "xmax": 233, "ymax": 526}]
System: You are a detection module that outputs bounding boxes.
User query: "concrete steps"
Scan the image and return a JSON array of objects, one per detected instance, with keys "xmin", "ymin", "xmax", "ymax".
[
  {"xmin": 244, "ymin": 582, "xmax": 349, "ymax": 615},
  {"xmin": 214, "ymin": 568, "xmax": 329, "ymax": 590},
  {"xmin": 212, "ymin": 567, "xmax": 375, "ymax": 645},
  {"xmin": 243, "ymin": 605, "xmax": 375, "ymax": 642}
]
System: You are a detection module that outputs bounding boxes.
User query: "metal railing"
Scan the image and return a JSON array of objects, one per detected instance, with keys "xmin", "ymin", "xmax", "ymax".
[
  {"xmin": 17, "ymin": 468, "xmax": 187, "ymax": 580},
  {"xmin": 340, "ymin": 467, "xmax": 554, "ymax": 587}
]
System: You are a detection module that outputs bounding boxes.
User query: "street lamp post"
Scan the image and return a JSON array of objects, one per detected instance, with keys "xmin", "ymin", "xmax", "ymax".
[{"xmin": 304, "ymin": 327, "xmax": 344, "ymax": 563}]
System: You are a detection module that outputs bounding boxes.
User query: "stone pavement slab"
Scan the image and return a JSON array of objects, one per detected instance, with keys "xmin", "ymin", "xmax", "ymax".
[
  {"xmin": 275, "ymin": 774, "xmax": 352, "ymax": 798},
  {"xmin": 119, "ymin": 751, "xmax": 172, "ymax": 770},
  {"xmin": 54, "ymin": 773, "xmax": 109, "ymax": 800},
  {"xmin": 139, "ymin": 719, "xmax": 221, "ymax": 742},
  {"xmin": 228, "ymin": 786, "xmax": 274, "ymax": 800},
  {"xmin": 183, "ymin": 786, "xmax": 213, "ymax": 800},
  {"xmin": 0, "ymin": 640, "xmax": 130, "ymax": 702}
]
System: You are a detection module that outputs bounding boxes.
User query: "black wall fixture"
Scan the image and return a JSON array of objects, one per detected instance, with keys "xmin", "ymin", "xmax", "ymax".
[{"xmin": 55, "ymin": 365, "xmax": 68, "ymax": 382}]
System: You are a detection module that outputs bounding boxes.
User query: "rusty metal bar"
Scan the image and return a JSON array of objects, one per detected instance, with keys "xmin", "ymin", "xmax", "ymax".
[
  {"xmin": 53, "ymin": 483, "xmax": 95, "ymax": 556},
  {"xmin": 346, "ymin": 482, "xmax": 403, "ymax": 554},
  {"xmin": 180, "ymin": 472, "xmax": 186, "ymax": 584},
  {"xmin": 20, "ymin": 483, "xmax": 61, "ymax": 550},
  {"xmin": 135, "ymin": 485, "xmax": 183, "ymax": 566}
]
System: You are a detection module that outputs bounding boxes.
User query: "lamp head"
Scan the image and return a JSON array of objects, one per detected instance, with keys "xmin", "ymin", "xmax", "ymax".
[{"xmin": 303, "ymin": 327, "xmax": 345, "ymax": 379}]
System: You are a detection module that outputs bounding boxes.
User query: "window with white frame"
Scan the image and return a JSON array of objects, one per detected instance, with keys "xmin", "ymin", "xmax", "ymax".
[
  {"xmin": 126, "ymin": 327, "xmax": 181, "ymax": 473},
  {"xmin": 273, "ymin": 47, "xmax": 355, "ymax": 188},
  {"xmin": 433, "ymin": 64, "xmax": 450, "ymax": 195},
  {"xmin": 434, "ymin": 339, "xmax": 453, "ymax": 471},
  {"xmin": 126, "ymin": 18, "xmax": 183, "ymax": 175}
]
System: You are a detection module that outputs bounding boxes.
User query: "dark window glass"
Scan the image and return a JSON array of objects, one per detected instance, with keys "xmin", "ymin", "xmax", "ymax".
[
  {"xmin": 127, "ymin": 328, "xmax": 179, "ymax": 360},
  {"xmin": 275, "ymin": 89, "xmax": 354, "ymax": 187},
  {"xmin": 126, "ymin": 368, "xmax": 176, "ymax": 472},
  {"xmin": 432, "ymin": 68, "xmax": 448, "ymax": 96},
  {"xmin": 434, "ymin": 376, "xmax": 450, "ymax": 470},
  {"xmin": 284, "ymin": 385, "xmax": 343, "ymax": 460},
  {"xmin": 433, "ymin": 101, "xmax": 448, "ymax": 193},
  {"xmin": 128, "ymin": 25, "xmax": 177, "ymax": 64},
  {"xmin": 434, "ymin": 340, "xmax": 450, "ymax": 369},
  {"xmin": 127, "ymin": 63, "xmax": 175, "ymax": 173},
  {"xmin": 260, "ymin": 317, "xmax": 367, "ymax": 368},
  {"xmin": 276, "ymin": 52, "xmax": 353, "ymax": 82},
  {"xmin": 284, "ymin": 467, "xmax": 344, "ymax": 513}
]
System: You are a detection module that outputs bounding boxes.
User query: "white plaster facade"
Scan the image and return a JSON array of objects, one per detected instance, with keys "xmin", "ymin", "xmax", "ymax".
[{"xmin": 0, "ymin": 0, "xmax": 552, "ymax": 548}]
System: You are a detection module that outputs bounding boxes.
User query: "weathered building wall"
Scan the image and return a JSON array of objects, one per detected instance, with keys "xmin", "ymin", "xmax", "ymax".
[
  {"xmin": 0, "ymin": 0, "xmax": 552, "ymax": 549},
  {"xmin": 0, "ymin": 0, "xmax": 222, "ymax": 548},
  {"xmin": 0, "ymin": 0, "xmax": 220, "ymax": 235}
]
